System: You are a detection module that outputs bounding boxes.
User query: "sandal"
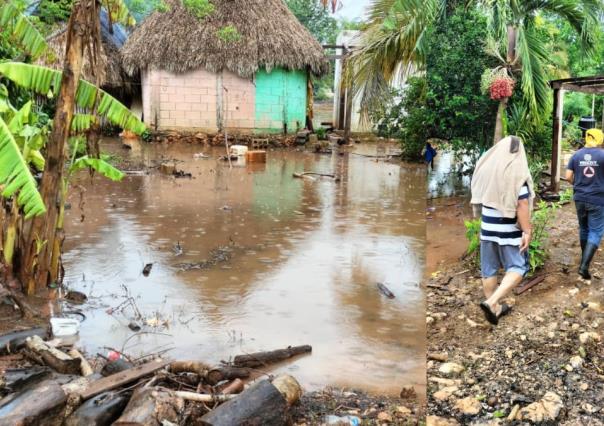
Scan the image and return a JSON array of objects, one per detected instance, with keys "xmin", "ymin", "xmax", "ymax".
[
  {"xmin": 479, "ymin": 302, "xmax": 499, "ymax": 326},
  {"xmin": 498, "ymin": 303, "xmax": 513, "ymax": 318}
]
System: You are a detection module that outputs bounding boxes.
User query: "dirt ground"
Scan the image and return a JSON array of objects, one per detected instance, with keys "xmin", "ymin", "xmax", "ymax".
[{"xmin": 425, "ymin": 199, "xmax": 604, "ymax": 425}]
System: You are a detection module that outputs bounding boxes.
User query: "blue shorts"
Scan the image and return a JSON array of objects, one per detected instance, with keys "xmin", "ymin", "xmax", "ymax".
[{"xmin": 480, "ymin": 240, "xmax": 529, "ymax": 278}]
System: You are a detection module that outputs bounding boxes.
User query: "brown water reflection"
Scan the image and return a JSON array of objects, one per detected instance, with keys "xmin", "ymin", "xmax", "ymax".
[{"xmin": 62, "ymin": 141, "xmax": 426, "ymax": 396}]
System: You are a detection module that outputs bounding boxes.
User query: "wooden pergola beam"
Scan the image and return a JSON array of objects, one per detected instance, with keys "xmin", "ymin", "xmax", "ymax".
[{"xmin": 550, "ymin": 88, "xmax": 564, "ymax": 192}]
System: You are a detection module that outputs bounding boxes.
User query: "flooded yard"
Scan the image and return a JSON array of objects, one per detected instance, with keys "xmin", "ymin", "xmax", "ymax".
[{"xmin": 61, "ymin": 140, "xmax": 426, "ymax": 396}]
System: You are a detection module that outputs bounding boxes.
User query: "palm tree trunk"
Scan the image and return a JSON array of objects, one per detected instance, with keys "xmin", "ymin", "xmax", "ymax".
[
  {"xmin": 21, "ymin": 0, "xmax": 94, "ymax": 294},
  {"xmin": 493, "ymin": 25, "xmax": 517, "ymax": 145},
  {"xmin": 493, "ymin": 98, "xmax": 508, "ymax": 144}
]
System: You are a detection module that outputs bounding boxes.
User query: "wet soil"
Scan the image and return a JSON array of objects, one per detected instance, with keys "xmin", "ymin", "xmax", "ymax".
[{"xmin": 425, "ymin": 200, "xmax": 604, "ymax": 425}]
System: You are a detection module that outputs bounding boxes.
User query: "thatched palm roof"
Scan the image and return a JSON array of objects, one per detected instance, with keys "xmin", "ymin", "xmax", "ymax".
[
  {"xmin": 39, "ymin": 11, "xmax": 130, "ymax": 89},
  {"xmin": 121, "ymin": 0, "xmax": 329, "ymax": 78}
]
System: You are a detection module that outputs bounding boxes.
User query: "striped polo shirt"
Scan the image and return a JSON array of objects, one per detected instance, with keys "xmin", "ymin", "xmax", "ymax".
[{"xmin": 480, "ymin": 185, "xmax": 530, "ymax": 246}]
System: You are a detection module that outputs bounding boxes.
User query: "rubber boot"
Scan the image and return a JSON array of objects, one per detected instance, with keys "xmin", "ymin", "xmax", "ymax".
[{"xmin": 579, "ymin": 243, "xmax": 598, "ymax": 280}]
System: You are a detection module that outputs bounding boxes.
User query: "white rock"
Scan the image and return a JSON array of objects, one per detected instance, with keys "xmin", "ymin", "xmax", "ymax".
[
  {"xmin": 426, "ymin": 416, "xmax": 460, "ymax": 426},
  {"xmin": 454, "ymin": 397, "xmax": 482, "ymax": 415},
  {"xmin": 570, "ymin": 355, "xmax": 584, "ymax": 369},
  {"xmin": 439, "ymin": 363, "xmax": 465, "ymax": 377},
  {"xmin": 433, "ymin": 386, "xmax": 458, "ymax": 401},
  {"xmin": 580, "ymin": 332, "xmax": 601, "ymax": 344},
  {"xmin": 517, "ymin": 392, "xmax": 563, "ymax": 422}
]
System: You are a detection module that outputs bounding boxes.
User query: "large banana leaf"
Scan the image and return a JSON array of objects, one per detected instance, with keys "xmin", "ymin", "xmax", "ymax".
[
  {"xmin": 0, "ymin": 116, "xmax": 45, "ymax": 218},
  {"xmin": 69, "ymin": 156, "xmax": 125, "ymax": 181},
  {"xmin": 0, "ymin": 2, "xmax": 49, "ymax": 59},
  {"xmin": 71, "ymin": 114, "xmax": 97, "ymax": 133},
  {"xmin": 0, "ymin": 63, "xmax": 147, "ymax": 135}
]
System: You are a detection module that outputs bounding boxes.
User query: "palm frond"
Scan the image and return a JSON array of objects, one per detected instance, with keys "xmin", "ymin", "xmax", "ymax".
[
  {"xmin": 348, "ymin": 0, "xmax": 442, "ymax": 117},
  {"xmin": 516, "ymin": 25, "xmax": 550, "ymax": 119},
  {"xmin": 0, "ymin": 63, "xmax": 147, "ymax": 135},
  {"xmin": 0, "ymin": 116, "xmax": 45, "ymax": 218},
  {"xmin": 0, "ymin": 1, "xmax": 49, "ymax": 59},
  {"xmin": 69, "ymin": 156, "xmax": 124, "ymax": 181}
]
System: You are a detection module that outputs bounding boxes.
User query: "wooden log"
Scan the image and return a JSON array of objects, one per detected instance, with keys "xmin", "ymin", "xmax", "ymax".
[
  {"xmin": 2, "ymin": 366, "xmax": 52, "ymax": 393},
  {"xmin": 233, "ymin": 345, "xmax": 312, "ymax": 368},
  {"xmin": 69, "ymin": 349, "xmax": 94, "ymax": 376},
  {"xmin": 64, "ymin": 392, "xmax": 130, "ymax": 426},
  {"xmin": 169, "ymin": 360, "xmax": 209, "ymax": 377},
  {"xmin": 272, "ymin": 375, "xmax": 302, "ymax": 406},
  {"xmin": 113, "ymin": 387, "xmax": 184, "ymax": 426},
  {"xmin": 25, "ymin": 335, "xmax": 81, "ymax": 375},
  {"xmin": 216, "ymin": 378, "xmax": 244, "ymax": 395},
  {"xmin": 206, "ymin": 366, "xmax": 250, "ymax": 385},
  {"xmin": 0, "ymin": 327, "xmax": 48, "ymax": 355},
  {"xmin": 0, "ymin": 380, "xmax": 67, "ymax": 426},
  {"xmin": 80, "ymin": 359, "xmax": 170, "ymax": 400},
  {"xmin": 199, "ymin": 375, "xmax": 301, "ymax": 426}
]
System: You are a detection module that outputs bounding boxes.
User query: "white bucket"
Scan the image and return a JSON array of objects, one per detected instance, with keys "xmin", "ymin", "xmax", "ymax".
[
  {"xmin": 50, "ymin": 317, "xmax": 80, "ymax": 337},
  {"xmin": 230, "ymin": 145, "xmax": 249, "ymax": 157}
]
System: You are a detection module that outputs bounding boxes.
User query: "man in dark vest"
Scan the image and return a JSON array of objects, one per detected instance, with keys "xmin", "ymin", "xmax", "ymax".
[{"xmin": 566, "ymin": 128, "xmax": 604, "ymax": 280}]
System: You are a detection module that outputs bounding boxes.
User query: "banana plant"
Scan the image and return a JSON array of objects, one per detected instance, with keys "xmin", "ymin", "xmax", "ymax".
[
  {"xmin": 0, "ymin": 62, "xmax": 147, "ymax": 135},
  {"xmin": 0, "ymin": 1, "xmax": 49, "ymax": 59}
]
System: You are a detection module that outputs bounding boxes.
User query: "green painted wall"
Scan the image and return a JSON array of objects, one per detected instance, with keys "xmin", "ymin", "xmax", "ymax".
[{"xmin": 254, "ymin": 68, "xmax": 307, "ymax": 133}]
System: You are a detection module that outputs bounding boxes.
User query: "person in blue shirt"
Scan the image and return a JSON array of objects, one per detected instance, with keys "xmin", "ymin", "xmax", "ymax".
[
  {"xmin": 566, "ymin": 128, "xmax": 604, "ymax": 280},
  {"xmin": 424, "ymin": 142, "xmax": 437, "ymax": 170}
]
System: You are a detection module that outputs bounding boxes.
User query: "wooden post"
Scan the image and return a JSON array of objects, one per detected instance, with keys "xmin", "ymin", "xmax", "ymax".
[{"xmin": 550, "ymin": 87, "xmax": 564, "ymax": 192}]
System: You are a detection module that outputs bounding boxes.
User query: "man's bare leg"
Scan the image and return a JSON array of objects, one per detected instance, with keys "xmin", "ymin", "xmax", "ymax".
[
  {"xmin": 485, "ymin": 272, "xmax": 523, "ymax": 315},
  {"xmin": 482, "ymin": 276, "xmax": 498, "ymax": 300}
]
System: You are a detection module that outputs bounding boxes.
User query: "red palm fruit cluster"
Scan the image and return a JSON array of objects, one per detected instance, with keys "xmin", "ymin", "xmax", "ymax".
[{"xmin": 490, "ymin": 77, "xmax": 514, "ymax": 100}]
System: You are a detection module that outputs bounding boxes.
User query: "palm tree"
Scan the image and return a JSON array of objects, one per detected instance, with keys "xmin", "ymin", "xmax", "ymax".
[
  {"xmin": 483, "ymin": 0, "xmax": 601, "ymax": 143},
  {"xmin": 345, "ymin": 0, "xmax": 602, "ymax": 143}
]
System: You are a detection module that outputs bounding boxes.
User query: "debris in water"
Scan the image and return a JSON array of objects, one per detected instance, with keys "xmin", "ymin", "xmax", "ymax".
[
  {"xmin": 173, "ymin": 241, "xmax": 183, "ymax": 256},
  {"xmin": 377, "ymin": 283, "xmax": 396, "ymax": 299},
  {"xmin": 142, "ymin": 264, "xmax": 153, "ymax": 277},
  {"xmin": 65, "ymin": 290, "xmax": 87, "ymax": 304},
  {"xmin": 193, "ymin": 153, "xmax": 209, "ymax": 159},
  {"xmin": 128, "ymin": 322, "xmax": 141, "ymax": 332}
]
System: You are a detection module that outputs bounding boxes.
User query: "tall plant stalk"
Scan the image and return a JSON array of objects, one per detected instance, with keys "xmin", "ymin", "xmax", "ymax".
[{"xmin": 21, "ymin": 0, "xmax": 99, "ymax": 294}]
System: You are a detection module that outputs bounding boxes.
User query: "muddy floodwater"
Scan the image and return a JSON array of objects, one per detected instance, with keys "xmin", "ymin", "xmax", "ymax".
[{"xmin": 62, "ymin": 140, "xmax": 426, "ymax": 396}]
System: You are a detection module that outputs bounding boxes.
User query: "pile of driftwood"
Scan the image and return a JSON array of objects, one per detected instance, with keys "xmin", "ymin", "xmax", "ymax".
[{"xmin": 0, "ymin": 327, "xmax": 312, "ymax": 425}]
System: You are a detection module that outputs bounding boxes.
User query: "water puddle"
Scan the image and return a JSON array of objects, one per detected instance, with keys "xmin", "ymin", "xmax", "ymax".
[{"xmin": 62, "ymin": 140, "xmax": 426, "ymax": 396}]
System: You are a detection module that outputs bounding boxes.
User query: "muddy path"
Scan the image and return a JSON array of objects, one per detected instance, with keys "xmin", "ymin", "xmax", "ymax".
[{"xmin": 425, "ymin": 200, "xmax": 604, "ymax": 425}]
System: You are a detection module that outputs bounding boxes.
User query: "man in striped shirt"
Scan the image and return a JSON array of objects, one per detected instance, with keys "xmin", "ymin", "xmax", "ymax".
[
  {"xmin": 478, "ymin": 184, "xmax": 531, "ymax": 325},
  {"xmin": 471, "ymin": 136, "xmax": 534, "ymax": 326}
]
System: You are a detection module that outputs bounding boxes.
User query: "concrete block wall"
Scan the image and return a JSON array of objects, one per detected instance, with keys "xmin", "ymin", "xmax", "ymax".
[
  {"xmin": 222, "ymin": 70, "xmax": 256, "ymax": 130},
  {"xmin": 141, "ymin": 67, "xmax": 306, "ymax": 133}
]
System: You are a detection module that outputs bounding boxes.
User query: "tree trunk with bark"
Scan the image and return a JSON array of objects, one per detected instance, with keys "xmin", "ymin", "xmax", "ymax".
[
  {"xmin": 21, "ymin": 0, "xmax": 98, "ymax": 294},
  {"xmin": 493, "ymin": 25, "xmax": 518, "ymax": 145}
]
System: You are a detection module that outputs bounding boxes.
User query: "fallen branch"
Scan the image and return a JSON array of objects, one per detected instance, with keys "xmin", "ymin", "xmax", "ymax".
[
  {"xmin": 206, "ymin": 366, "xmax": 251, "ymax": 385},
  {"xmin": 173, "ymin": 391, "xmax": 236, "ymax": 403},
  {"xmin": 293, "ymin": 172, "xmax": 336, "ymax": 179},
  {"xmin": 233, "ymin": 345, "xmax": 312, "ymax": 368},
  {"xmin": 79, "ymin": 359, "xmax": 170, "ymax": 400}
]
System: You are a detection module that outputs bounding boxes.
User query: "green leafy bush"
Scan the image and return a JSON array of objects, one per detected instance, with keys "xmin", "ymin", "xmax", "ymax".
[
  {"xmin": 529, "ymin": 201, "xmax": 559, "ymax": 273},
  {"xmin": 216, "ymin": 25, "xmax": 241, "ymax": 43}
]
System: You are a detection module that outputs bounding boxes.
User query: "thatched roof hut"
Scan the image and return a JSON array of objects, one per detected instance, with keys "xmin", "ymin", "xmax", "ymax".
[
  {"xmin": 39, "ymin": 10, "xmax": 130, "ymax": 90},
  {"xmin": 121, "ymin": 0, "xmax": 329, "ymax": 78}
]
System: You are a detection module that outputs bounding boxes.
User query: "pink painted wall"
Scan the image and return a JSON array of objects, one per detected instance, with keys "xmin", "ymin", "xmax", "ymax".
[{"xmin": 141, "ymin": 68, "xmax": 256, "ymax": 132}]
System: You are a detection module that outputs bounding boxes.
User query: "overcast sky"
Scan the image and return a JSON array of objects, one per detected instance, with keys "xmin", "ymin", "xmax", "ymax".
[{"xmin": 335, "ymin": 0, "xmax": 371, "ymax": 20}]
